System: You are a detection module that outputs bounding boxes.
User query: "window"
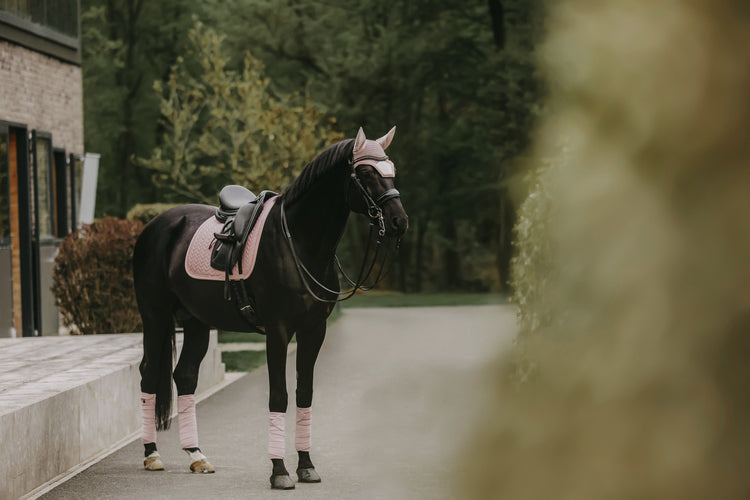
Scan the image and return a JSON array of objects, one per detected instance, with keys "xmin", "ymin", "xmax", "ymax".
[
  {"xmin": 33, "ymin": 133, "xmax": 53, "ymax": 238},
  {"xmin": 0, "ymin": 0, "xmax": 78, "ymax": 37},
  {"xmin": 72, "ymin": 153, "xmax": 81, "ymax": 228},
  {"xmin": 0, "ymin": 0, "xmax": 80, "ymax": 63}
]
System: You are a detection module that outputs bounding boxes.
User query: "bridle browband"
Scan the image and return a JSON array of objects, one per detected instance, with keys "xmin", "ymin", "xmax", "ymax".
[{"xmin": 280, "ymin": 155, "xmax": 401, "ymax": 303}]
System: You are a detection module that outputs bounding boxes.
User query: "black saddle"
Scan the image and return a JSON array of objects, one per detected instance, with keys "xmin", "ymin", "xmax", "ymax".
[
  {"xmin": 211, "ymin": 186, "xmax": 277, "ymax": 274},
  {"xmin": 209, "ymin": 186, "xmax": 277, "ymax": 326},
  {"xmin": 215, "ymin": 185, "xmax": 258, "ymax": 222}
]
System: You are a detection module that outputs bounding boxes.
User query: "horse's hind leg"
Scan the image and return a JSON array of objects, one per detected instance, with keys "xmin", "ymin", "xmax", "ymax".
[
  {"xmin": 294, "ymin": 321, "xmax": 326, "ymax": 483},
  {"xmin": 173, "ymin": 315, "xmax": 215, "ymax": 473},
  {"xmin": 139, "ymin": 304, "xmax": 177, "ymax": 472}
]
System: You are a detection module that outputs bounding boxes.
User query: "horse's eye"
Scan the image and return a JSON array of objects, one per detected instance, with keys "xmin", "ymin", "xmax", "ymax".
[{"xmin": 358, "ymin": 168, "xmax": 375, "ymax": 179}]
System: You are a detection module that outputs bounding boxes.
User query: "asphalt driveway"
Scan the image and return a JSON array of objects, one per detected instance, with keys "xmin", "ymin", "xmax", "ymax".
[{"xmin": 41, "ymin": 305, "xmax": 516, "ymax": 500}]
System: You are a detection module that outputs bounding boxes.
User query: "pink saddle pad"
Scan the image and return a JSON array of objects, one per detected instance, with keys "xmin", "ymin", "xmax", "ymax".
[{"xmin": 185, "ymin": 197, "xmax": 277, "ymax": 281}]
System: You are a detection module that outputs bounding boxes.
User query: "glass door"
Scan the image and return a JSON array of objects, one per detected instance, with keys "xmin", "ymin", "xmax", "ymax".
[
  {"xmin": 31, "ymin": 130, "xmax": 60, "ymax": 335},
  {"xmin": 1, "ymin": 123, "xmax": 33, "ymax": 337},
  {"xmin": 0, "ymin": 126, "xmax": 12, "ymax": 337}
]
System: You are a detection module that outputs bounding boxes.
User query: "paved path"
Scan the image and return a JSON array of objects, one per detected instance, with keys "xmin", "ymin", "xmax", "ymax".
[{"xmin": 41, "ymin": 306, "xmax": 516, "ymax": 500}]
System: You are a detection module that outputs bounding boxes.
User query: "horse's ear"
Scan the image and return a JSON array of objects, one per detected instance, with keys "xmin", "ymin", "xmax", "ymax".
[
  {"xmin": 354, "ymin": 127, "xmax": 367, "ymax": 154},
  {"xmin": 376, "ymin": 126, "xmax": 396, "ymax": 150}
]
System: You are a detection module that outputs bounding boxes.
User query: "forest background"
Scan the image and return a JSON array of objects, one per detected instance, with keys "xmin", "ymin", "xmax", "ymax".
[{"xmin": 82, "ymin": 0, "xmax": 544, "ymax": 293}]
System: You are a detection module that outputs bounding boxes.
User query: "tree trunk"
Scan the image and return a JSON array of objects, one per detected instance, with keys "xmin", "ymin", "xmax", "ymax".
[
  {"xmin": 441, "ymin": 216, "xmax": 461, "ymax": 290},
  {"xmin": 488, "ymin": 0, "xmax": 506, "ymax": 50},
  {"xmin": 496, "ymin": 192, "xmax": 515, "ymax": 292},
  {"xmin": 414, "ymin": 217, "xmax": 428, "ymax": 292},
  {"xmin": 116, "ymin": 0, "xmax": 144, "ymax": 217},
  {"xmin": 400, "ymin": 247, "xmax": 408, "ymax": 292}
]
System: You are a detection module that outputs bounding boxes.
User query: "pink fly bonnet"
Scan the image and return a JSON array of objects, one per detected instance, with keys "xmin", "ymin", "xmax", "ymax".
[{"xmin": 352, "ymin": 126, "xmax": 396, "ymax": 177}]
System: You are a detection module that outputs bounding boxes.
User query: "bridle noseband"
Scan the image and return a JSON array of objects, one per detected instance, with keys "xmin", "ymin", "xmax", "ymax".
[{"xmin": 280, "ymin": 154, "xmax": 402, "ymax": 303}]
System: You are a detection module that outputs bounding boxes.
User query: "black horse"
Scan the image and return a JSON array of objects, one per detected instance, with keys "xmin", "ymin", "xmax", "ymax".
[{"xmin": 133, "ymin": 127, "xmax": 408, "ymax": 489}]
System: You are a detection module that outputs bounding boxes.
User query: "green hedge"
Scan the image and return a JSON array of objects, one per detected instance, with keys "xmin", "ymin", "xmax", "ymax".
[{"xmin": 126, "ymin": 203, "xmax": 180, "ymax": 225}]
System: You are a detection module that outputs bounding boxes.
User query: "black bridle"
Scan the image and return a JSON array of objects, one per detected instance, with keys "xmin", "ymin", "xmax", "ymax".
[{"xmin": 280, "ymin": 157, "xmax": 401, "ymax": 303}]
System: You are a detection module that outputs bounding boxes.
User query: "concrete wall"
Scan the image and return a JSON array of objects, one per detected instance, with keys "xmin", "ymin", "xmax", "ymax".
[{"xmin": 0, "ymin": 331, "xmax": 225, "ymax": 499}]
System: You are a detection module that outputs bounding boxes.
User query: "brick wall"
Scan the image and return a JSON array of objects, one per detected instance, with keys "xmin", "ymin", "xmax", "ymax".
[{"xmin": 0, "ymin": 40, "xmax": 83, "ymax": 154}]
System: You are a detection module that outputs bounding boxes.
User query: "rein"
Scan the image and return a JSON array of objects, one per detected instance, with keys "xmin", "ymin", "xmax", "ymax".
[{"xmin": 280, "ymin": 160, "xmax": 401, "ymax": 303}]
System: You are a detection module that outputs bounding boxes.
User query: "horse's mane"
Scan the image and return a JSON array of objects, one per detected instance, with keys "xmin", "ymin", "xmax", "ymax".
[{"xmin": 281, "ymin": 139, "xmax": 354, "ymax": 205}]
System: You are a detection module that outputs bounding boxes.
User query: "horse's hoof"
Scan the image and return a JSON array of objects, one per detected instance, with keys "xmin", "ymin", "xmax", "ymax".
[
  {"xmin": 144, "ymin": 453, "xmax": 164, "ymax": 471},
  {"xmin": 270, "ymin": 474, "xmax": 296, "ymax": 490},
  {"xmin": 296, "ymin": 467, "xmax": 321, "ymax": 483},
  {"xmin": 190, "ymin": 458, "xmax": 215, "ymax": 473}
]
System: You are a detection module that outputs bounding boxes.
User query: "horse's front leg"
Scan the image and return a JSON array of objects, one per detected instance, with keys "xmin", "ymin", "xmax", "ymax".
[
  {"xmin": 173, "ymin": 317, "xmax": 215, "ymax": 473},
  {"xmin": 267, "ymin": 323, "xmax": 295, "ymax": 489},
  {"xmin": 294, "ymin": 321, "xmax": 326, "ymax": 483}
]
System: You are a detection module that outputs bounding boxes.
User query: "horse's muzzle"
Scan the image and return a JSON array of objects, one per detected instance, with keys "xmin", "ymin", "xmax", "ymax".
[{"xmin": 390, "ymin": 214, "xmax": 409, "ymax": 236}]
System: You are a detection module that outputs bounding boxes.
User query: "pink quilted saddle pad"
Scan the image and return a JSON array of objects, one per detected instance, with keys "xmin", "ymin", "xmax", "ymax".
[{"xmin": 185, "ymin": 197, "xmax": 277, "ymax": 281}]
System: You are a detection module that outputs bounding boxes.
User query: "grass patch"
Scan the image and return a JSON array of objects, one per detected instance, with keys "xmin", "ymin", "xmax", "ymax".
[
  {"xmin": 219, "ymin": 308, "xmax": 343, "ymax": 342},
  {"xmin": 218, "ymin": 294, "xmax": 500, "ymax": 344},
  {"xmin": 222, "ymin": 350, "xmax": 267, "ymax": 372},
  {"xmin": 218, "ymin": 331, "xmax": 266, "ymax": 343},
  {"xmin": 340, "ymin": 292, "xmax": 507, "ymax": 308}
]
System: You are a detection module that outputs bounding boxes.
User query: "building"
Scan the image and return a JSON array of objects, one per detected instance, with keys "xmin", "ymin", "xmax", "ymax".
[{"xmin": 0, "ymin": 0, "xmax": 83, "ymax": 337}]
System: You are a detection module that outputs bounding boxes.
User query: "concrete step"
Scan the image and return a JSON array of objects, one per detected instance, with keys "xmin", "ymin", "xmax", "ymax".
[{"xmin": 0, "ymin": 331, "xmax": 225, "ymax": 500}]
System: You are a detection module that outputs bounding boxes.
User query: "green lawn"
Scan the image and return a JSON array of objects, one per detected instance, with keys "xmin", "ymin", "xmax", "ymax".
[
  {"xmin": 219, "ymin": 293, "xmax": 504, "ymax": 371},
  {"xmin": 222, "ymin": 350, "xmax": 267, "ymax": 372},
  {"xmin": 218, "ymin": 293, "xmax": 504, "ymax": 344},
  {"xmin": 218, "ymin": 307, "xmax": 343, "ymax": 344},
  {"xmin": 339, "ymin": 292, "xmax": 507, "ymax": 308},
  {"xmin": 218, "ymin": 331, "xmax": 266, "ymax": 343}
]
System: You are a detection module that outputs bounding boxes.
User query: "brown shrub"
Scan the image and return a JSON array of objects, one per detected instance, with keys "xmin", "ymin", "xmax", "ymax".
[{"xmin": 52, "ymin": 217, "xmax": 144, "ymax": 335}]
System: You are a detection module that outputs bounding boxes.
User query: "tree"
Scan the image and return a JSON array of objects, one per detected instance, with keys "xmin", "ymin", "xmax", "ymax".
[
  {"xmin": 137, "ymin": 21, "xmax": 342, "ymax": 203},
  {"xmin": 82, "ymin": 0, "xmax": 545, "ymax": 292},
  {"xmin": 209, "ymin": 0, "xmax": 545, "ymax": 292},
  {"xmin": 81, "ymin": 0, "xmax": 202, "ymax": 216}
]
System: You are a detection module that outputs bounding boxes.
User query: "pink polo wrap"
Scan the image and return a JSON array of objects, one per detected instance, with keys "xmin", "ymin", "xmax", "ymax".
[
  {"xmin": 269, "ymin": 412, "xmax": 286, "ymax": 459},
  {"xmin": 295, "ymin": 407, "xmax": 312, "ymax": 452},
  {"xmin": 178, "ymin": 394, "xmax": 199, "ymax": 449},
  {"xmin": 141, "ymin": 392, "xmax": 157, "ymax": 444}
]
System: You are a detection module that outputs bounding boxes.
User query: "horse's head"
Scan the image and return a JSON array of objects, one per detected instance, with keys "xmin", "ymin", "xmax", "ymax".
[{"xmin": 347, "ymin": 126, "xmax": 409, "ymax": 237}]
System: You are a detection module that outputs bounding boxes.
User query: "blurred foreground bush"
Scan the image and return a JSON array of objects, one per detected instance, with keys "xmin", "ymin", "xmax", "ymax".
[
  {"xmin": 507, "ymin": 159, "xmax": 560, "ymax": 385},
  {"xmin": 126, "ymin": 203, "xmax": 180, "ymax": 225},
  {"xmin": 462, "ymin": 0, "xmax": 750, "ymax": 498},
  {"xmin": 510, "ymin": 159, "xmax": 558, "ymax": 337},
  {"xmin": 53, "ymin": 218, "xmax": 143, "ymax": 335}
]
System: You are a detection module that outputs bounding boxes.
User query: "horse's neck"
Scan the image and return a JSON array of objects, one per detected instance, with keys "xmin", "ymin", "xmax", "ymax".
[{"xmin": 284, "ymin": 180, "xmax": 350, "ymax": 263}]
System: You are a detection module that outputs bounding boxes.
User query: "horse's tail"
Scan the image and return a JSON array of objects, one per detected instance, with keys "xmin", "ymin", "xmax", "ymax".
[
  {"xmin": 155, "ymin": 322, "xmax": 176, "ymax": 431},
  {"xmin": 133, "ymin": 211, "xmax": 183, "ymax": 431}
]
